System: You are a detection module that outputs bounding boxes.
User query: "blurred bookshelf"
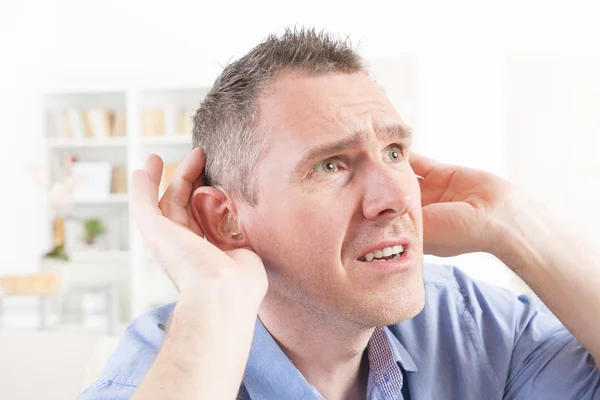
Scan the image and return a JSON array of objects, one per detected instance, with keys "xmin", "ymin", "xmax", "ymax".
[
  {"xmin": 41, "ymin": 86, "xmax": 209, "ymax": 324},
  {"xmin": 48, "ymin": 137, "xmax": 128, "ymax": 149},
  {"xmin": 71, "ymin": 194, "xmax": 129, "ymax": 205},
  {"xmin": 142, "ymin": 134, "xmax": 193, "ymax": 145}
]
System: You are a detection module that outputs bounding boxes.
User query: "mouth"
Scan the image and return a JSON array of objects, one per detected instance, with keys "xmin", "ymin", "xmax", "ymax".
[
  {"xmin": 358, "ymin": 244, "xmax": 405, "ymax": 262},
  {"xmin": 355, "ymin": 240, "xmax": 414, "ymax": 270},
  {"xmin": 357, "ymin": 239, "xmax": 410, "ymax": 262}
]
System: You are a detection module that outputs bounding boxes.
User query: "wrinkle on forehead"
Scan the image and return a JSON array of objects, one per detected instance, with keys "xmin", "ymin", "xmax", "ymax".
[{"xmin": 254, "ymin": 72, "xmax": 407, "ymax": 169}]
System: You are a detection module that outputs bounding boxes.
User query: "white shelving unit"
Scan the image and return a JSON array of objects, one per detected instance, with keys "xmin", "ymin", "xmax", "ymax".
[
  {"xmin": 71, "ymin": 194, "xmax": 129, "ymax": 205},
  {"xmin": 43, "ymin": 86, "xmax": 210, "ymax": 323},
  {"xmin": 48, "ymin": 137, "xmax": 128, "ymax": 149}
]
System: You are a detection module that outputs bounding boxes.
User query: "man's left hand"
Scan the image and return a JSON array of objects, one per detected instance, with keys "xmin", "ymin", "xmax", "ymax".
[{"xmin": 409, "ymin": 152, "xmax": 517, "ymax": 257}]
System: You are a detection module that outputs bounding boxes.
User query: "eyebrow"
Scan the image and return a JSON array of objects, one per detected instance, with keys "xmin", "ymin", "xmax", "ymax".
[{"xmin": 295, "ymin": 123, "xmax": 413, "ymax": 172}]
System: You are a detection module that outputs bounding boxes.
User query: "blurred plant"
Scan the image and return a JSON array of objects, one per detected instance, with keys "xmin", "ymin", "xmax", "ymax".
[
  {"xmin": 43, "ymin": 244, "xmax": 69, "ymax": 262},
  {"xmin": 82, "ymin": 218, "xmax": 105, "ymax": 245}
]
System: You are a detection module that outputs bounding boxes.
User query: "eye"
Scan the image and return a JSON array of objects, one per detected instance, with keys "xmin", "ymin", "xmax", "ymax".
[
  {"xmin": 314, "ymin": 158, "xmax": 339, "ymax": 173},
  {"xmin": 384, "ymin": 145, "xmax": 402, "ymax": 162}
]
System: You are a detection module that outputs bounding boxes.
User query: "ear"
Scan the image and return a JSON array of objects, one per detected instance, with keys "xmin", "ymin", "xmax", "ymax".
[{"xmin": 190, "ymin": 186, "xmax": 252, "ymax": 251}]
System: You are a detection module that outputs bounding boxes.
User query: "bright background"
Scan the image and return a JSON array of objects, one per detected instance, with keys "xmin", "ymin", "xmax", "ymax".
[
  {"xmin": 0, "ymin": 2, "xmax": 599, "ymax": 398},
  {"xmin": 0, "ymin": 0, "xmax": 599, "ymax": 332}
]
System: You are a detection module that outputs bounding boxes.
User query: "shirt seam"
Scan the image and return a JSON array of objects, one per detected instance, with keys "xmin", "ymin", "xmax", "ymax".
[
  {"xmin": 105, "ymin": 379, "xmax": 139, "ymax": 388},
  {"xmin": 458, "ymin": 285, "xmax": 506, "ymax": 395},
  {"xmin": 424, "ymin": 280, "xmax": 460, "ymax": 289}
]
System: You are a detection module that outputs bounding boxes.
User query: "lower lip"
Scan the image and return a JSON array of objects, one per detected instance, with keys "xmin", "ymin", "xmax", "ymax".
[{"xmin": 357, "ymin": 248, "xmax": 415, "ymax": 271}]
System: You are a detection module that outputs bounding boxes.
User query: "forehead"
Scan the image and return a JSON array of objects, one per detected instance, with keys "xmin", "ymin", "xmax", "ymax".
[{"xmin": 257, "ymin": 72, "xmax": 403, "ymax": 147}]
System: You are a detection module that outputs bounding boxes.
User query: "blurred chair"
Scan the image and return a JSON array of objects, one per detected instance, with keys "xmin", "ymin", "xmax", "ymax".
[
  {"xmin": 0, "ymin": 271, "xmax": 119, "ymax": 334},
  {"xmin": 0, "ymin": 329, "xmax": 120, "ymax": 400},
  {"xmin": 0, "ymin": 273, "xmax": 63, "ymax": 329}
]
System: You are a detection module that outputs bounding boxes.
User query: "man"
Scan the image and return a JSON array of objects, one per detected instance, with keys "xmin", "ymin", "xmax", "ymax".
[{"xmin": 79, "ymin": 28, "xmax": 600, "ymax": 399}]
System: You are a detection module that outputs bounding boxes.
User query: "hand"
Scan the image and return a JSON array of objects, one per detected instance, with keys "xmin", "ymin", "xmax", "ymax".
[
  {"xmin": 409, "ymin": 152, "xmax": 517, "ymax": 257},
  {"xmin": 131, "ymin": 147, "xmax": 267, "ymax": 303}
]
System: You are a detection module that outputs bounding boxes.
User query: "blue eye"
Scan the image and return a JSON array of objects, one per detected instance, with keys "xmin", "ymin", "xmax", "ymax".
[
  {"xmin": 314, "ymin": 158, "xmax": 338, "ymax": 173},
  {"xmin": 384, "ymin": 145, "xmax": 402, "ymax": 162}
]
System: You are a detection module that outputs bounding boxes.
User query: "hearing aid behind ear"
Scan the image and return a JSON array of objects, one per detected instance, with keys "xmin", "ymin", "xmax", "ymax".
[{"xmin": 212, "ymin": 185, "xmax": 241, "ymax": 237}]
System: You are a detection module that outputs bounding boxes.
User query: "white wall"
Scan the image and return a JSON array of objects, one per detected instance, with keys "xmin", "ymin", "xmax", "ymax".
[
  {"xmin": 506, "ymin": 54, "xmax": 600, "ymax": 247},
  {"xmin": 1, "ymin": 0, "xmax": 599, "ymax": 288}
]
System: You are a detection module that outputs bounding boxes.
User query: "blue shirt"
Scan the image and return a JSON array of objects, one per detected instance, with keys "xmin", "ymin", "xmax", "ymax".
[{"xmin": 78, "ymin": 263, "xmax": 600, "ymax": 399}]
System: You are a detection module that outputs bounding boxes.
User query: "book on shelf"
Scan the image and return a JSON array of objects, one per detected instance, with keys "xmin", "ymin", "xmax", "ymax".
[
  {"xmin": 111, "ymin": 110, "xmax": 126, "ymax": 137},
  {"xmin": 66, "ymin": 109, "xmax": 88, "ymax": 138},
  {"xmin": 53, "ymin": 111, "xmax": 71, "ymax": 138},
  {"xmin": 141, "ymin": 109, "xmax": 166, "ymax": 136},
  {"xmin": 111, "ymin": 166, "xmax": 128, "ymax": 194},
  {"xmin": 52, "ymin": 108, "xmax": 127, "ymax": 139},
  {"xmin": 85, "ymin": 109, "xmax": 112, "ymax": 138}
]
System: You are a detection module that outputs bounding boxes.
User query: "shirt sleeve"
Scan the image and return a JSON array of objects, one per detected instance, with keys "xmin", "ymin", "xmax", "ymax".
[
  {"xmin": 76, "ymin": 303, "xmax": 173, "ymax": 399},
  {"xmin": 446, "ymin": 264, "xmax": 600, "ymax": 399},
  {"xmin": 503, "ymin": 293, "xmax": 600, "ymax": 399}
]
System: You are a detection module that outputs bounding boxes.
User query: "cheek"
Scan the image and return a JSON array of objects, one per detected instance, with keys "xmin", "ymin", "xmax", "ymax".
[
  {"xmin": 250, "ymin": 194, "xmax": 348, "ymax": 268},
  {"xmin": 289, "ymin": 199, "xmax": 346, "ymax": 253}
]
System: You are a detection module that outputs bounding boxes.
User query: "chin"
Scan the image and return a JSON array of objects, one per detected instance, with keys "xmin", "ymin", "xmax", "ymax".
[
  {"xmin": 356, "ymin": 281, "xmax": 426, "ymax": 327},
  {"xmin": 381, "ymin": 291, "xmax": 426, "ymax": 325}
]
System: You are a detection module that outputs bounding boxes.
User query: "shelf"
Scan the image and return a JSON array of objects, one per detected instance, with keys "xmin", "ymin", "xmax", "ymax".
[
  {"xmin": 48, "ymin": 137, "xmax": 128, "ymax": 149},
  {"xmin": 69, "ymin": 250, "xmax": 129, "ymax": 263},
  {"xmin": 142, "ymin": 135, "xmax": 192, "ymax": 146},
  {"xmin": 72, "ymin": 194, "xmax": 129, "ymax": 205},
  {"xmin": 42, "ymin": 86, "xmax": 213, "ymax": 320}
]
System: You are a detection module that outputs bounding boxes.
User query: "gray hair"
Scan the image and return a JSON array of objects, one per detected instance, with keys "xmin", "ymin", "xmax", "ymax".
[{"xmin": 192, "ymin": 27, "xmax": 367, "ymax": 205}]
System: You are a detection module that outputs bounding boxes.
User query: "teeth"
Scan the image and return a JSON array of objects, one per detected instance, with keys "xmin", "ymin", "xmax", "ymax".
[{"xmin": 360, "ymin": 244, "xmax": 405, "ymax": 262}]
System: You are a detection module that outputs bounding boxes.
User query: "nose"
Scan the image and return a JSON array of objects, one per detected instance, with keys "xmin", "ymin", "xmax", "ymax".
[{"xmin": 361, "ymin": 163, "xmax": 415, "ymax": 221}]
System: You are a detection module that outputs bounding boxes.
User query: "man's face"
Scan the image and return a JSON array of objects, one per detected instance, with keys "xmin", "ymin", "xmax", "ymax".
[{"xmin": 239, "ymin": 72, "xmax": 425, "ymax": 327}]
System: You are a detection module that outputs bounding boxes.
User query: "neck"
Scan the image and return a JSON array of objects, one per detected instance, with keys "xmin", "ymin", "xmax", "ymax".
[{"xmin": 259, "ymin": 292, "xmax": 373, "ymax": 400}]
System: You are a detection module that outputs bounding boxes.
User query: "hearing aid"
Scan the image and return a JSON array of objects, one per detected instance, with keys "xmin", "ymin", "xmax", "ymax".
[{"xmin": 212, "ymin": 184, "xmax": 241, "ymax": 238}]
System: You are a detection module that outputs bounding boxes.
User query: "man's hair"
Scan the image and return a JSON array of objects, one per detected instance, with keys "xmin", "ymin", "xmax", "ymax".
[{"xmin": 192, "ymin": 27, "xmax": 367, "ymax": 205}]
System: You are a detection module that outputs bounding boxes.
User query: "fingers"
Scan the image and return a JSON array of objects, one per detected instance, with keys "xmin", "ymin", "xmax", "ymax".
[
  {"xmin": 144, "ymin": 154, "xmax": 164, "ymax": 206},
  {"xmin": 409, "ymin": 151, "xmax": 441, "ymax": 179},
  {"xmin": 409, "ymin": 152, "xmax": 449, "ymax": 206},
  {"xmin": 160, "ymin": 147, "xmax": 206, "ymax": 211}
]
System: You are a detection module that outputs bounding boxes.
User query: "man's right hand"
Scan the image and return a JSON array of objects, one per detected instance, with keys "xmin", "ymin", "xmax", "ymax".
[
  {"xmin": 131, "ymin": 147, "xmax": 267, "ymax": 306},
  {"xmin": 130, "ymin": 148, "xmax": 267, "ymax": 400}
]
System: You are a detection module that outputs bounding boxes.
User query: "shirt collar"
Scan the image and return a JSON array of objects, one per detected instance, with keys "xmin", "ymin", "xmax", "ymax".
[
  {"xmin": 242, "ymin": 318, "xmax": 418, "ymax": 399},
  {"xmin": 381, "ymin": 325, "xmax": 418, "ymax": 372},
  {"xmin": 243, "ymin": 317, "xmax": 323, "ymax": 400}
]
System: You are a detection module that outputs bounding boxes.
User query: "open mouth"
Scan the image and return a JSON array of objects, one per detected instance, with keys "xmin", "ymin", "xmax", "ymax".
[{"xmin": 358, "ymin": 245, "xmax": 405, "ymax": 262}]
